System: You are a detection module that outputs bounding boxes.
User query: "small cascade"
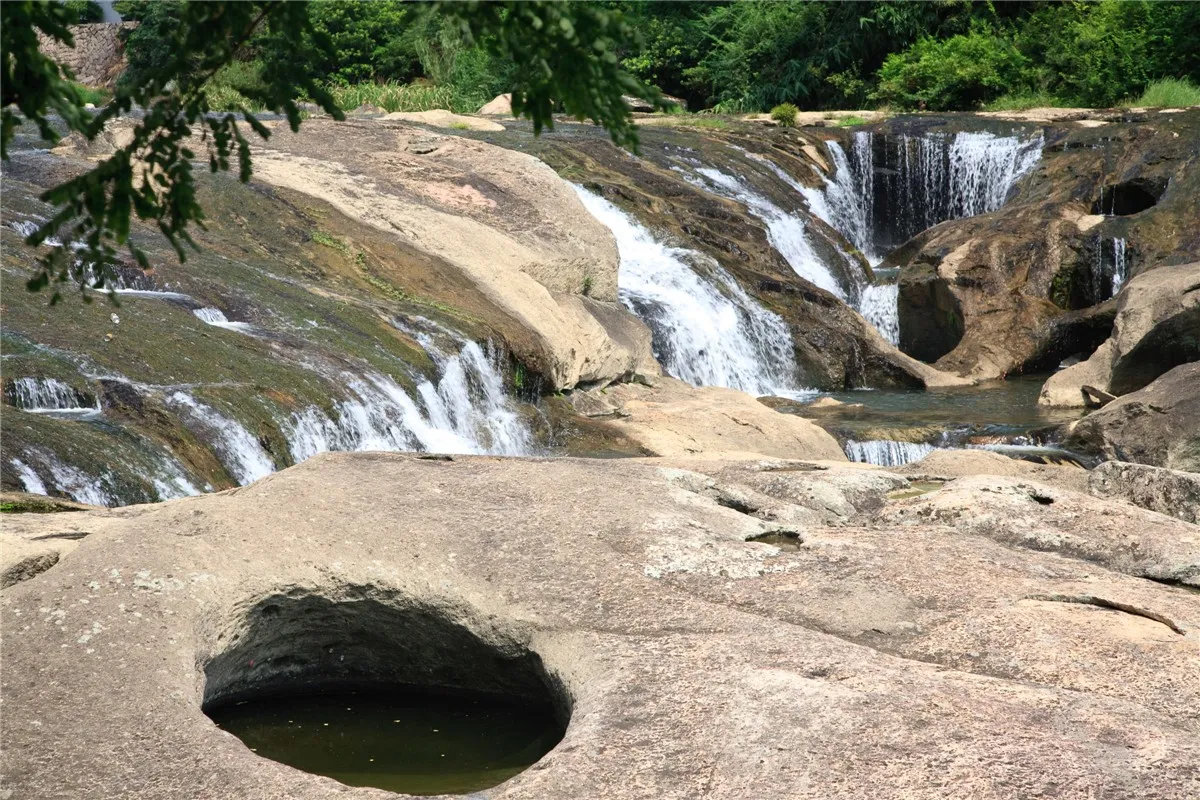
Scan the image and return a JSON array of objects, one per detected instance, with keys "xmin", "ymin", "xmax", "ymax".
[
  {"xmin": 858, "ymin": 284, "xmax": 900, "ymax": 345},
  {"xmin": 844, "ymin": 438, "xmax": 935, "ymax": 467},
  {"xmin": 287, "ymin": 336, "xmax": 532, "ymax": 463},
  {"xmin": 6, "ymin": 377, "xmax": 99, "ymax": 415},
  {"xmin": 693, "ymin": 167, "xmax": 849, "ymax": 301},
  {"xmin": 167, "ymin": 392, "xmax": 275, "ymax": 485},
  {"xmin": 193, "ymin": 307, "xmax": 255, "ymax": 333},
  {"xmin": 9, "ymin": 458, "xmax": 48, "ymax": 495},
  {"xmin": 1111, "ymin": 238, "xmax": 1128, "ymax": 294},
  {"xmin": 573, "ymin": 186, "xmax": 808, "ymax": 397}
]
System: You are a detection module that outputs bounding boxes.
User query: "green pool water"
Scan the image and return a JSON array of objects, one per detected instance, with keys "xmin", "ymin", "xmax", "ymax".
[{"xmin": 207, "ymin": 688, "xmax": 565, "ymax": 795}]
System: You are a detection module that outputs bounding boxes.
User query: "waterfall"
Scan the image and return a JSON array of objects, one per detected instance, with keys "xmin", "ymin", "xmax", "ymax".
[
  {"xmin": 844, "ymin": 439, "xmax": 935, "ymax": 467},
  {"xmin": 193, "ymin": 307, "xmax": 255, "ymax": 333},
  {"xmin": 9, "ymin": 458, "xmax": 48, "ymax": 495},
  {"xmin": 286, "ymin": 339, "xmax": 532, "ymax": 463},
  {"xmin": 858, "ymin": 284, "xmax": 900, "ymax": 345},
  {"xmin": 573, "ymin": 186, "xmax": 808, "ymax": 398},
  {"xmin": 693, "ymin": 167, "xmax": 849, "ymax": 301},
  {"xmin": 1111, "ymin": 238, "xmax": 1127, "ymax": 294},
  {"xmin": 806, "ymin": 133, "xmax": 878, "ymax": 264},
  {"xmin": 6, "ymin": 377, "xmax": 99, "ymax": 415},
  {"xmin": 167, "ymin": 392, "xmax": 275, "ymax": 485},
  {"xmin": 822, "ymin": 130, "xmax": 1043, "ymax": 254}
]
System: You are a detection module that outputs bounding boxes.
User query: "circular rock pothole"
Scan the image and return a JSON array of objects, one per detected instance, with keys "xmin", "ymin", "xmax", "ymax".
[{"xmin": 201, "ymin": 589, "xmax": 568, "ymax": 795}]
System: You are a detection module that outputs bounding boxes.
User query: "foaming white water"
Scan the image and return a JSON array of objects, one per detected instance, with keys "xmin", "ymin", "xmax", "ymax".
[
  {"xmin": 1111, "ymin": 238, "xmax": 1128, "ymax": 294},
  {"xmin": 844, "ymin": 438, "xmax": 935, "ymax": 467},
  {"xmin": 694, "ymin": 167, "xmax": 848, "ymax": 301},
  {"xmin": 946, "ymin": 131, "xmax": 1043, "ymax": 217},
  {"xmin": 287, "ymin": 336, "xmax": 532, "ymax": 463},
  {"xmin": 573, "ymin": 186, "xmax": 808, "ymax": 397},
  {"xmin": 859, "ymin": 284, "xmax": 900, "ymax": 345},
  {"xmin": 193, "ymin": 307, "xmax": 255, "ymax": 333},
  {"xmin": 808, "ymin": 133, "xmax": 878, "ymax": 264},
  {"xmin": 9, "ymin": 458, "xmax": 47, "ymax": 495},
  {"xmin": 7, "ymin": 377, "xmax": 99, "ymax": 415},
  {"xmin": 167, "ymin": 392, "xmax": 275, "ymax": 485}
]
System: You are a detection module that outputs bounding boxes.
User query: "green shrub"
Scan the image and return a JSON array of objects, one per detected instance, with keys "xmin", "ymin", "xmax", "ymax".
[
  {"xmin": 327, "ymin": 81, "xmax": 456, "ymax": 113},
  {"xmin": 1132, "ymin": 78, "xmax": 1200, "ymax": 108},
  {"xmin": 63, "ymin": 1, "xmax": 103, "ymax": 24},
  {"xmin": 984, "ymin": 91, "xmax": 1073, "ymax": 112},
  {"xmin": 875, "ymin": 29, "xmax": 1030, "ymax": 110},
  {"xmin": 836, "ymin": 115, "xmax": 867, "ymax": 127},
  {"xmin": 203, "ymin": 61, "xmax": 268, "ymax": 111},
  {"xmin": 770, "ymin": 103, "xmax": 798, "ymax": 126}
]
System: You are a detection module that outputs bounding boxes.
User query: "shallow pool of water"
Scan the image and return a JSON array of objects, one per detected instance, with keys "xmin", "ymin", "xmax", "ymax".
[
  {"xmin": 792, "ymin": 374, "xmax": 1083, "ymax": 443},
  {"xmin": 208, "ymin": 688, "xmax": 565, "ymax": 795}
]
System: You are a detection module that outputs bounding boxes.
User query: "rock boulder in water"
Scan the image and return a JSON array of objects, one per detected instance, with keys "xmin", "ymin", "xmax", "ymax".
[
  {"xmin": 1041, "ymin": 263, "xmax": 1200, "ymax": 406},
  {"xmin": 1063, "ymin": 362, "xmax": 1200, "ymax": 472},
  {"xmin": 4, "ymin": 453, "xmax": 1199, "ymax": 798}
]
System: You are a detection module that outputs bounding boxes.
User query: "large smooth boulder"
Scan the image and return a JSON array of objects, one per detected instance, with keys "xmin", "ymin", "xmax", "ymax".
[
  {"xmin": 478, "ymin": 93, "xmax": 513, "ymax": 116},
  {"xmin": 247, "ymin": 119, "xmax": 656, "ymax": 390},
  {"xmin": 1064, "ymin": 362, "xmax": 1200, "ymax": 472},
  {"xmin": 1088, "ymin": 460, "xmax": 1200, "ymax": 523},
  {"xmin": 1041, "ymin": 263, "xmax": 1200, "ymax": 406},
  {"xmin": 4, "ymin": 453, "xmax": 1199, "ymax": 798},
  {"xmin": 572, "ymin": 376, "xmax": 848, "ymax": 461}
]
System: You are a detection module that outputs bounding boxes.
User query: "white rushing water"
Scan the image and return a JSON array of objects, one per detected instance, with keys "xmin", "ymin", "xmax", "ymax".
[
  {"xmin": 844, "ymin": 439, "xmax": 935, "ymax": 467},
  {"xmin": 806, "ymin": 133, "xmax": 879, "ymax": 265},
  {"xmin": 287, "ymin": 335, "xmax": 532, "ymax": 463},
  {"xmin": 9, "ymin": 458, "xmax": 48, "ymax": 495},
  {"xmin": 573, "ymin": 185, "xmax": 807, "ymax": 397},
  {"xmin": 693, "ymin": 167, "xmax": 848, "ymax": 301},
  {"xmin": 168, "ymin": 392, "xmax": 275, "ymax": 485},
  {"xmin": 6, "ymin": 377, "xmax": 99, "ymax": 415},
  {"xmin": 1111, "ymin": 237, "xmax": 1128, "ymax": 294},
  {"xmin": 858, "ymin": 283, "xmax": 900, "ymax": 345},
  {"xmin": 193, "ymin": 307, "xmax": 255, "ymax": 333}
]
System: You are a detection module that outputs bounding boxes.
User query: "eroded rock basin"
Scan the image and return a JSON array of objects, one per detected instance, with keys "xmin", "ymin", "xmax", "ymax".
[{"xmin": 2, "ymin": 453, "xmax": 1198, "ymax": 799}]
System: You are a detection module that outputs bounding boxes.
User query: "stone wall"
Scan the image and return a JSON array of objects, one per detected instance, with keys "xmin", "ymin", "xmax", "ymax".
[{"xmin": 37, "ymin": 23, "xmax": 135, "ymax": 88}]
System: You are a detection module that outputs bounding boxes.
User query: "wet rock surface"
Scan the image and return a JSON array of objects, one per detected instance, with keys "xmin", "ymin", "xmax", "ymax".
[{"xmin": 3, "ymin": 453, "xmax": 1199, "ymax": 799}]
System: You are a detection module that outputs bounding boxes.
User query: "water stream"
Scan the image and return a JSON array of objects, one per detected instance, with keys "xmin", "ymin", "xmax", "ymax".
[{"xmin": 574, "ymin": 185, "xmax": 808, "ymax": 398}]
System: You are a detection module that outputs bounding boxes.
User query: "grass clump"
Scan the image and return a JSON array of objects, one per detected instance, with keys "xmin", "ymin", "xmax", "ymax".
[
  {"xmin": 327, "ymin": 81, "xmax": 456, "ymax": 113},
  {"xmin": 836, "ymin": 115, "xmax": 867, "ymax": 127},
  {"xmin": 311, "ymin": 231, "xmax": 349, "ymax": 252},
  {"xmin": 71, "ymin": 81, "xmax": 111, "ymax": 107},
  {"xmin": 770, "ymin": 103, "xmax": 799, "ymax": 127},
  {"xmin": 985, "ymin": 91, "xmax": 1073, "ymax": 111},
  {"xmin": 1130, "ymin": 78, "xmax": 1200, "ymax": 108}
]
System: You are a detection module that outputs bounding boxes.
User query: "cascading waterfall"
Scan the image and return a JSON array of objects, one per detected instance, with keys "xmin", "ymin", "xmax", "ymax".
[
  {"xmin": 844, "ymin": 439, "xmax": 935, "ymax": 467},
  {"xmin": 789, "ymin": 128, "xmax": 1043, "ymax": 344},
  {"xmin": 167, "ymin": 392, "xmax": 275, "ymax": 485},
  {"xmin": 6, "ymin": 377, "xmax": 99, "ymax": 415},
  {"xmin": 10, "ymin": 447, "xmax": 200, "ymax": 507},
  {"xmin": 573, "ymin": 185, "xmax": 808, "ymax": 398},
  {"xmin": 286, "ymin": 335, "xmax": 532, "ymax": 463},
  {"xmin": 693, "ymin": 167, "xmax": 850, "ymax": 301}
]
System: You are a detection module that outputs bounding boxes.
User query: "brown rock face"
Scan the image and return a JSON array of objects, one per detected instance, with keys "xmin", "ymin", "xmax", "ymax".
[
  {"xmin": 1041, "ymin": 262, "xmax": 1200, "ymax": 406},
  {"xmin": 1088, "ymin": 460, "xmax": 1200, "ymax": 523},
  {"xmin": 890, "ymin": 110, "xmax": 1200, "ymax": 380},
  {"xmin": 4, "ymin": 454, "xmax": 1199, "ymax": 799},
  {"xmin": 1064, "ymin": 362, "xmax": 1200, "ymax": 472}
]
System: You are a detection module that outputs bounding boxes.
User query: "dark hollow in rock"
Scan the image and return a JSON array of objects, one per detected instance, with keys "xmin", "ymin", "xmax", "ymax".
[
  {"xmin": 1092, "ymin": 177, "xmax": 1167, "ymax": 217},
  {"xmin": 201, "ymin": 588, "xmax": 569, "ymax": 794}
]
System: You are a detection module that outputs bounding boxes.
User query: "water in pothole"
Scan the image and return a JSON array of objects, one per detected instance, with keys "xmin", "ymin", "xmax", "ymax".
[{"xmin": 208, "ymin": 688, "xmax": 565, "ymax": 795}]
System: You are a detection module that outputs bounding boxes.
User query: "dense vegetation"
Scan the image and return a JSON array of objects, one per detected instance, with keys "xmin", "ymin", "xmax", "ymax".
[{"xmin": 114, "ymin": 1, "xmax": 1198, "ymax": 115}]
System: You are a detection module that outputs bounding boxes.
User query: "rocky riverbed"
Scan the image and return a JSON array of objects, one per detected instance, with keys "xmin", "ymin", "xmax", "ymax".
[{"xmin": 2, "ymin": 104, "xmax": 1198, "ymax": 799}]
